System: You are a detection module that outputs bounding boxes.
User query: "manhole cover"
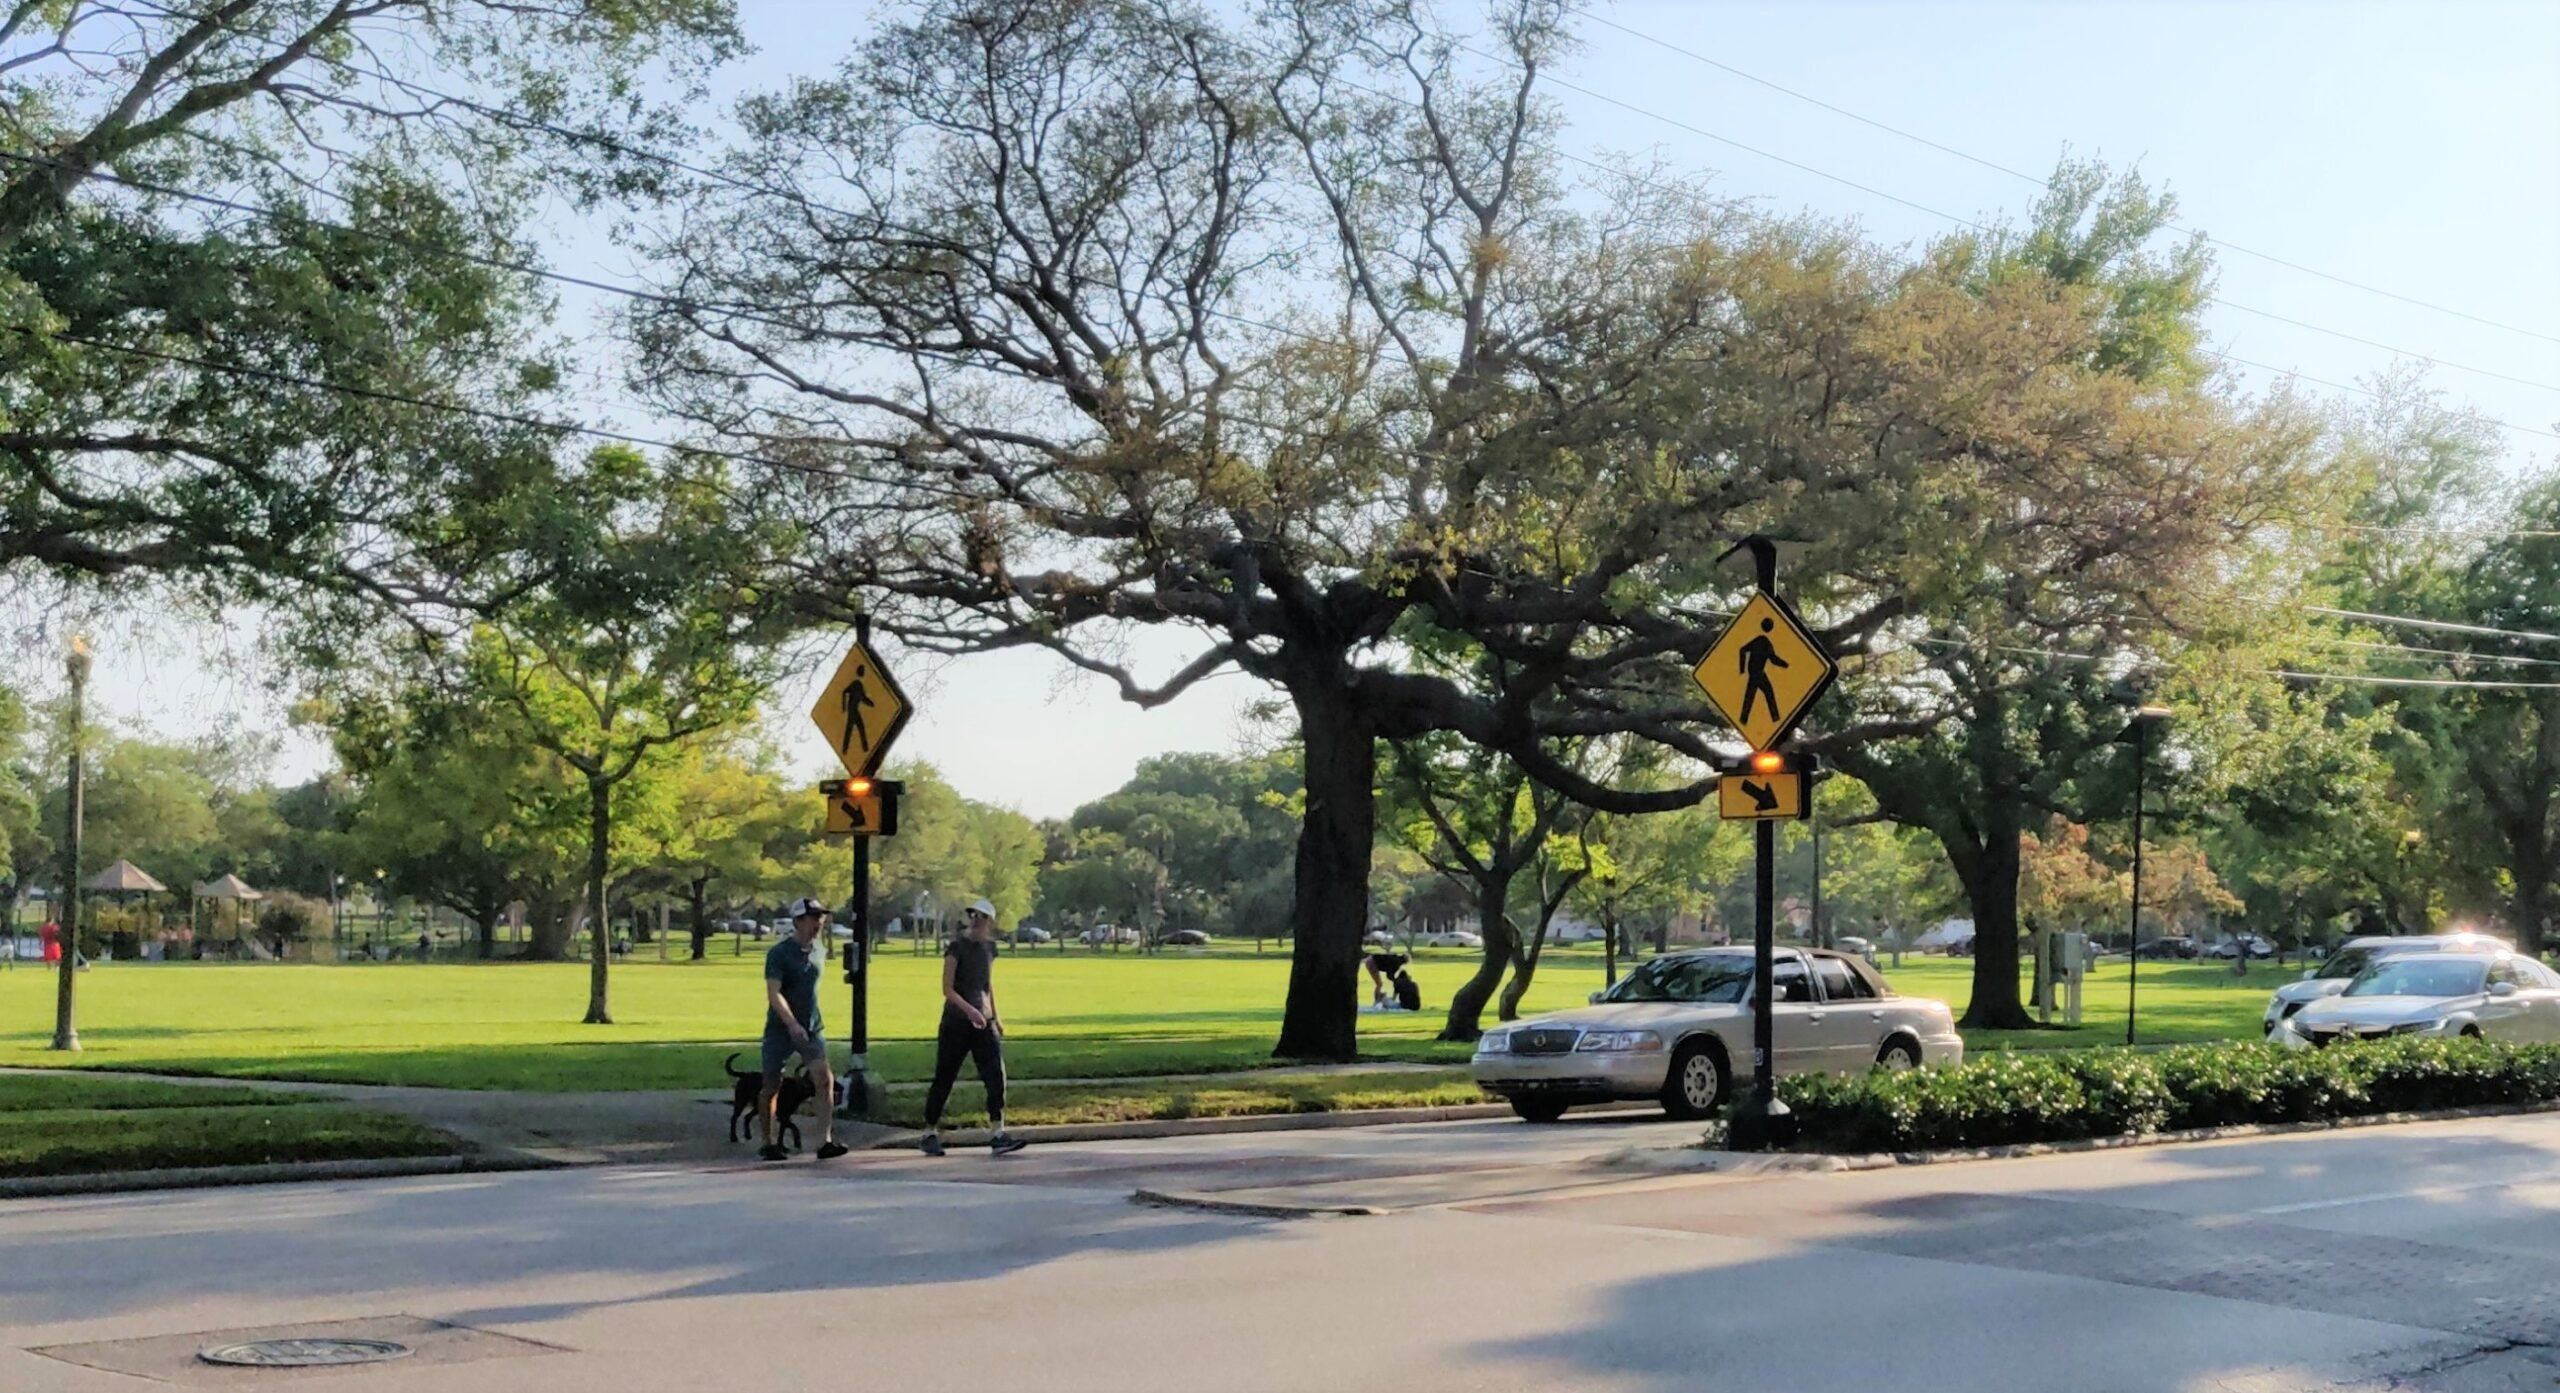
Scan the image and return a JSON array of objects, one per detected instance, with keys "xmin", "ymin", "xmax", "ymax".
[{"xmin": 199, "ymin": 1338, "xmax": 414, "ymax": 1368}]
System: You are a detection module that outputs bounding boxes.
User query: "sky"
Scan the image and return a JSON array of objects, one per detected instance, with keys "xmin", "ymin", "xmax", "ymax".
[{"xmin": 52, "ymin": 0, "xmax": 2560, "ymax": 821}]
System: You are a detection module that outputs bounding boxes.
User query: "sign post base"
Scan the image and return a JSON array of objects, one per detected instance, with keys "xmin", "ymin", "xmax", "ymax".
[
  {"xmin": 1728, "ymin": 1095, "xmax": 1797, "ymax": 1151},
  {"xmin": 835, "ymin": 1052, "xmax": 890, "ymax": 1121}
]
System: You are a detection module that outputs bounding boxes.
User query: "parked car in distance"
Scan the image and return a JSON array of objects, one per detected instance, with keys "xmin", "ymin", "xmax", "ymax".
[
  {"xmin": 2203, "ymin": 934, "xmax": 2278, "ymax": 960},
  {"xmin": 1547, "ymin": 922, "xmax": 1606, "ymax": 945},
  {"xmin": 2274, "ymin": 951, "xmax": 2560, "ymax": 1049},
  {"xmin": 2135, "ymin": 938, "xmax": 2199, "ymax": 960},
  {"xmin": 1833, "ymin": 936, "xmax": 1875, "ymax": 960},
  {"xmin": 1159, "ymin": 929, "xmax": 1212, "ymax": 947},
  {"xmin": 1415, "ymin": 929, "xmax": 1483, "ymax": 949},
  {"xmin": 1471, "ymin": 947, "xmax": 1963, "ymax": 1123},
  {"xmin": 1362, "ymin": 929, "xmax": 1396, "ymax": 949},
  {"xmin": 2264, "ymin": 932, "xmax": 2514, "ymax": 1035},
  {"xmin": 1080, "ymin": 924, "xmax": 1140, "ymax": 947},
  {"xmin": 1011, "ymin": 925, "xmax": 1054, "ymax": 945}
]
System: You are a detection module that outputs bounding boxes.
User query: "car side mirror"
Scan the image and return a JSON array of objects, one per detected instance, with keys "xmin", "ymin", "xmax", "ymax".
[
  {"xmin": 1589, "ymin": 991, "xmax": 1603, "ymax": 1004},
  {"xmin": 2490, "ymin": 981, "xmax": 2519, "ymax": 998},
  {"xmin": 2301, "ymin": 969, "xmax": 2317, "ymax": 981}
]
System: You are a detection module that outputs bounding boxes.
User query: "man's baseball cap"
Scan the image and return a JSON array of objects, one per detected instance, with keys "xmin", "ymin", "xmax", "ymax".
[
  {"xmin": 788, "ymin": 897, "xmax": 828, "ymax": 919},
  {"xmin": 967, "ymin": 899, "xmax": 997, "ymax": 919}
]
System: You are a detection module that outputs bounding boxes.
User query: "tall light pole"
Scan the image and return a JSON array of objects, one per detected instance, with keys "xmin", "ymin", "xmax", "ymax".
[
  {"xmin": 2115, "ymin": 704, "xmax": 2170, "ymax": 1048},
  {"xmin": 52, "ymin": 635, "xmax": 89, "ymax": 1052}
]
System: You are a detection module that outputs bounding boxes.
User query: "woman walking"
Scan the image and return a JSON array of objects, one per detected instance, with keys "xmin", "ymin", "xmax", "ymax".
[{"xmin": 919, "ymin": 899, "xmax": 1027, "ymax": 1157}]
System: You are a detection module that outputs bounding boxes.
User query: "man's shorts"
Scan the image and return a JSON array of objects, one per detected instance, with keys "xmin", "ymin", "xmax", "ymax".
[{"xmin": 761, "ymin": 1023, "xmax": 828, "ymax": 1081}]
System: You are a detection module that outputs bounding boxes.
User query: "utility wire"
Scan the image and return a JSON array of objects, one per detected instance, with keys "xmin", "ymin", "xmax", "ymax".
[
  {"xmin": 1491, "ymin": 52, "xmax": 2560, "ymax": 415},
  {"xmin": 129, "ymin": 7, "xmax": 2560, "ymax": 434},
  {"xmin": 13, "ymin": 321, "xmax": 961, "ymax": 497},
  {"xmin": 1583, "ymin": 12, "xmax": 2560, "ymax": 352},
  {"xmin": 2303, "ymin": 605, "xmax": 2560, "ymax": 646}
]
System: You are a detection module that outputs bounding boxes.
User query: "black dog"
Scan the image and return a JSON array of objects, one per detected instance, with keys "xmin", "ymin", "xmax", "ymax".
[{"xmin": 726, "ymin": 1052, "xmax": 813, "ymax": 1149}]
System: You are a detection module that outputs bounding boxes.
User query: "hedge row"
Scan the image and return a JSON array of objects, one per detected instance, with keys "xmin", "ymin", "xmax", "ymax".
[{"xmin": 1769, "ymin": 1038, "xmax": 2560, "ymax": 1153}]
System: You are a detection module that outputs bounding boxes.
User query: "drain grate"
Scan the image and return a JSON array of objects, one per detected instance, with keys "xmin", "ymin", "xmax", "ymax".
[{"xmin": 200, "ymin": 1338, "xmax": 414, "ymax": 1368}]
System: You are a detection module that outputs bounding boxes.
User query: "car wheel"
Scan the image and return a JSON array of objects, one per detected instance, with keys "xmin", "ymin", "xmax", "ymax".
[
  {"xmin": 2461, "ymin": 1024, "xmax": 2484, "ymax": 1039},
  {"xmin": 1875, "ymin": 1036, "xmax": 1922, "ymax": 1072},
  {"xmin": 1509, "ymin": 1099, "xmax": 1568, "ymax": 1124},
  {"xmin": 1660, "ymin": 1038, "xmax": 1727, "ymax": 1120}
]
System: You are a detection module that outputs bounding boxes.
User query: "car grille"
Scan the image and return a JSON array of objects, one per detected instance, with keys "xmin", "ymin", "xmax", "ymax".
[
  {"xmin": 1511, "ymin": 1027, "xmax": 1581, "ymax": 1056},
  {"xmin": 2305, "ymin": 1026, "xmax": 2388, "ymax": 1047}
]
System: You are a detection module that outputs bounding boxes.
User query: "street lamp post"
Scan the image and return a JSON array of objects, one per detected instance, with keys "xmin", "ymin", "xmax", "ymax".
[
  {"xmin": 2115, "ymin": 704, "xmax": 2171, "ymax": 1048},
  {"xmin": 53, "ymin": 635, "xmax": 89, "ymax": 1052}
]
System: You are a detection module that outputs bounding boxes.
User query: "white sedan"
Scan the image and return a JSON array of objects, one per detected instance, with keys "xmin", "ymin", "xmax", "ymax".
[
  {"xmin": 2275, "ymin": 951, "xmax": 2560, "ymax": 1049},
  {"xmin": 1415, "ymin": 929, "xmax": 1483, "ymax": 949},
  {"xmin": 2264, "ymin": 932, "xmax": 2511, "ymax": 1035},
  {"xmin": 1471, "ymin": 947, "xmax": 1963, "ymax": 1122}
]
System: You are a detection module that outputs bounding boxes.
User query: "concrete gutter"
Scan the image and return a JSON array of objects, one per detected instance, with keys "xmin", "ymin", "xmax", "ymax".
[
  {"xmin": 0, "ymin": 1152, "xmax": 562, "ymax": 1201},
  {"xmin": 878, "ymin": 1100, "xmax": 1520, "ymax": 1147},
  {"xmin": 1609, "ymin": 1096, "xmax": 2560, "ymax": 1175}
]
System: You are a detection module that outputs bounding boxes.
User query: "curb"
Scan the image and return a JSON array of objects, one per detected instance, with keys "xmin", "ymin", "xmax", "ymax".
[
  {"xmin": 1617, "ymin": 1096, "xmax": 2560, "ymax": 1175},
  {"xmin": 0, "ymin": 1152, "xmax": 565, "ymax": 1201},
  {"xmin": 1130, "ymin": 1187, "xmax": 1385, "ymax": 1218},
  {"xmin": 879, "ymin": 1101, "xmax": 1516, "ymax": 1147}
]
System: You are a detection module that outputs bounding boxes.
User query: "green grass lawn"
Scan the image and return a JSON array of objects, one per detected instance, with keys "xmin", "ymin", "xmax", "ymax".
[
  {"xmin": 0, "ymin": 1075, "xmax": 462, "ymax": 1178},
  {"xmin": 878, "ymin": 1069, "xmax": 1494, "ymax": 1129},
  {"xmin": 0, "ymin": 945, "xmax": 2303, "ymax": 1093}
]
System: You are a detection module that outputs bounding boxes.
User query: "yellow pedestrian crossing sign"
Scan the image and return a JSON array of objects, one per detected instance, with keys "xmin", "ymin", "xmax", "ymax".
[
  {"xmin": 810, "ymin": 640, "xmax": 911, "ymax": 779},
  {"xmin": 1693, "ymin": 591, "xmax": 1836, "ymax": 751}
]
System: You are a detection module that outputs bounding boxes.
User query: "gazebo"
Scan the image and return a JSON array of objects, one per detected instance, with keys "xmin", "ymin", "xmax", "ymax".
[
  {"xmin": 194, "ymin": 874, "xmax": 267, "ymax": 959},
  {"xmin": 86, "ymin": 860, "xmax": 169, "ymax": 961}
]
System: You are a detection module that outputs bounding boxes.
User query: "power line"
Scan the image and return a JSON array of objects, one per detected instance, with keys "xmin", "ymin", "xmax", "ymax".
[
  {"xmin": 2297, "ymin": 636, "xmax": 2560, "ymax": 670},
  {"xmin": 1493, "ymin": 53, "xmax": 2560, "ymax": 418},
  {"xmin": 2268, "ymin": 669, "xmax": 2560, "ymax": 691},
  {"xmin": 2304, "ymin": 605, "xmax": 2560, "ymax": 646},
  {"xmin": 14, "ymin": 321, "xmax": 950, "ymax": 496},
  {"xmin": 1582, "ymin": 11, "xmax": 2560, "ymax": 352}
]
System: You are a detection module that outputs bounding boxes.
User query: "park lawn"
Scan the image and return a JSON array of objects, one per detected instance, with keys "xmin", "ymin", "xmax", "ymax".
[
  {"xmin": 0, "ymin": 1075, "xmax": 462, "ymax": 1178},
  {"xmin": 0, "ymin": 946, "xmax": 2299, "ymax": 1093},
  {"xmin": 0, "ymin": 947, "xmax": 1547, "ymax": 1091},
  {"xmin": 874, "ymin": 1069, "xmax": 1493, "ymax": 1129}
]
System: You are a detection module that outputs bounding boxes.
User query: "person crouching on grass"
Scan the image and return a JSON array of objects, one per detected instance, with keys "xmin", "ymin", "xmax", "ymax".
[
  {"xmin": 760, "ymin": 897, "xmax": 848, "ymax": 1163},
  {"xmin": 919, "ymin": 899, "xmax": 1027, "ymax": 1157}
]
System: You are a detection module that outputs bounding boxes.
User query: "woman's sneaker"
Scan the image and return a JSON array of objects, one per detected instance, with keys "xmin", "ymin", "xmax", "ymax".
[
  {"xmin": 918, "ymin": 1134, "xmax": 946, "ymax": 1157},
  {"xmin": 758, "ymin": 1143, "xmax": 789, "ymax": 1163},
  {"xmin": 990, "ymin": 1134, "xmax": 1028, "ymax": 1157}
]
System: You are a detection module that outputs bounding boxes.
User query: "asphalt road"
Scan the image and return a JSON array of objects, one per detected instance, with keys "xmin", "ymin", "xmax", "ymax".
[{"xmin": 6, "ymin": 1111, "xmax": 2560, "ymax": 1391}]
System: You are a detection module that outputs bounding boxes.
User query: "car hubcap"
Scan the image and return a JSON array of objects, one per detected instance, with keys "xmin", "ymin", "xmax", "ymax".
[
  {"xmin": 1685, "ymin": 1058, "xmax": 1715, "ymax": 1106},
  {"xmin": 1881, "ymin": 1047, "xmax": 1915, "ymax": 1071}
]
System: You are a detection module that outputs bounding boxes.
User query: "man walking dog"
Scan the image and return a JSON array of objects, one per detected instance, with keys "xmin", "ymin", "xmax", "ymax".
[
  {"xmin": 760, "ymin": 897, "xmax": 848, "ymax": 1162},
  {"xmin": 920, "ymin": 899, "xmax": 1026, "ymax": 1157}
]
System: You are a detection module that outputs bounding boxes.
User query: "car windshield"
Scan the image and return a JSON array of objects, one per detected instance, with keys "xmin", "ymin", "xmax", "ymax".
[
  {"xmin": 2314, "ymin": 948, "xmax": 2374, "ymax": 980},
  {"xmin": 2343, "ymin": 958, "xmax": 2487, "ymax": 999},
  {"xmin": 1602, "ymin": 955, "xmax": 1753, "ymax": 1004}
]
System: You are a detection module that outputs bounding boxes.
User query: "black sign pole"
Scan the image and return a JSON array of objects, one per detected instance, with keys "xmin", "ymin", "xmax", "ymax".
[{"xmin": 840, "ymin": 613, "xmax": 880, "ymax": 1120}]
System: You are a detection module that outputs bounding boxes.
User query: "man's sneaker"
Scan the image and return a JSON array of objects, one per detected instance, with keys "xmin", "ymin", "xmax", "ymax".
[
  {"xmin": 918, "ymin": 1134, "xmax": 946, "ymax": 1157},
  {"xmin": 989, "ymin": 1134, "xmax": 1028, "ymax": 1157},
  {"xmin": 757, "ymin": 1143, "xmax": 789, "ymax": 1163},
  {"xmin": 815, "ymin": 1141, "xmax": 849, "ymax": 1161}
]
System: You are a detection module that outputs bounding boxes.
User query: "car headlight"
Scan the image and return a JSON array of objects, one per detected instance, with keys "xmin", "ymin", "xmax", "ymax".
[
  {"xmin": 2390, "ymin": 1020, "xmax": 2441, "ymax": 1035},
  {"xmin": 1475, "ymin": 1031, "xmax": 1510, "ymax": 1055},
  {"xmin": 1574, "ymin": 1030, "xmax": 1663, "ymax": 1053}
]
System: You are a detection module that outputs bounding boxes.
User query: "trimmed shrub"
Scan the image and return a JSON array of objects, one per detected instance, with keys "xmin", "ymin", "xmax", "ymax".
[{"xmin": 1768, "ymin": 1038, "xmax": 2560, "ymax": 1154}]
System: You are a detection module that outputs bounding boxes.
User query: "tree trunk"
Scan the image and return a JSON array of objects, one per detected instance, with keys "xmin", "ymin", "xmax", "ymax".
[
  {"xmin": 1440, "ymin": 879, "xmax": 1517, "ymax": 1042},
  {"xmin": 473, "ymin": 908, "xmax": 499, "ymax": 961},
  {"xmin": 582, "ymin": 774, "xmax": 613, "ymax": 1025},
  {"xmin": 689, "ymin": 876, "xmax": 712, "ymax": 960},
  {"xmin": 1274, "ymin": 693, "xmax": 1374, "ymax": 1061},
  {"xmin": 524, "ymin": 893, "xmax": 573, "ymax": 960},
  {"xmin": 1950, "ymin": 807, "xmax": 2034, "ymax": 1030}
]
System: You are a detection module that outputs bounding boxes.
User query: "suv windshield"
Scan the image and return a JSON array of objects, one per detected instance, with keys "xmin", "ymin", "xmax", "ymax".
[
  {"xmin": 1602, "ymin": 955, "xmax": 1753, "ymax": 1004},
  {"xmin": 2314, "ymin": 948, "xmax": 2376, "ymax": 980},
  {"xmin": 2343, "ymin": 958, "xmax": 2487, "ymax": 999}
]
